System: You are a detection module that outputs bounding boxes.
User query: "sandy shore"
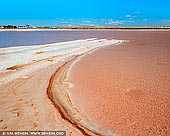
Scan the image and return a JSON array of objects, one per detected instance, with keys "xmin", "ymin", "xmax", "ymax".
[
  {"xmin": 68, "ymin": 32, "xmax": 170, "ymax": 136},
  {"xmin": 0, "ymin": 38, "xmax": 121, "ymax": 135}
]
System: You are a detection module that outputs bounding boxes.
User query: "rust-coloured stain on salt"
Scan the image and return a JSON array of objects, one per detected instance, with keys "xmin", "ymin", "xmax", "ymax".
[
  {"xmin": 35, "ymin": 51, "xmax": 44, "ymax": 55},
  {"xmin": 0, "ymin": 52, "xmax": 6, "ymax": 55},
  {"xmin": 47, "ymin": 59, "xmax": 54, "ymax": 62},
  {"xmin": 33, "ymin": 122, "xmax": 38, "ymax": 128},
  {"xmin": 41, "ymin": 45, "xmax": 49, "ymax": 48},
  {"xmin": 6, "ymin": 65, "xmax": 23, "ymax": 70},
  {"xmin": 2, "ymin": 126, "xmax": 8, "ymax": 130}
]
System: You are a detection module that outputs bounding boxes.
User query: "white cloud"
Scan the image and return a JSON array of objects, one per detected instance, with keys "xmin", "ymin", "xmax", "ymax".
[
  {"xmin": 83, "ymin": 20, "xmax": 91, "ymax": 23},
  {"xmin": 54, "ymin": 18, "xmax": 136, "ymax": 27},
  {"xmin": 107, "ymin": 21, "xmax": 122, "ymax": 25},
  {"xmin": 126, "ymin": 15, "xmax": 131, "ymax": 18},
  {"xmin": 80, "ymin": 23, "xmax": 95, "ymax": 26},
  {"xmin": 125, "ymin": 14, "xmax": 136, "ymax": 21},
  {"xmin": 62, "ymin": 22, "xmax": 69, "ymax": 24},
  {"xmin": 105, "ymin": 19, "xmax": 123, "ymax": 25},
  {"xmin": 105, "ymin": 20, "xmax": 135, "ymax": 26}
]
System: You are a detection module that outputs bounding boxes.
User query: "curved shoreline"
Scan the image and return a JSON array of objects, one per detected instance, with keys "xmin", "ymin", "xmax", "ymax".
[
  {"xmin": 0, "ymin": 38, "xmax": 122, "ymax": 134},
  {"xmin": 46, "ymin": 53, "xmax": 117, "ymax": 136}
]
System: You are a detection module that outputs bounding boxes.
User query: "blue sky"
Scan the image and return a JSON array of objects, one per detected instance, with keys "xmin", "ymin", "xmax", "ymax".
[{"xmin": 0, "ymin": 0, "xmax": 170, "ymax": 26}]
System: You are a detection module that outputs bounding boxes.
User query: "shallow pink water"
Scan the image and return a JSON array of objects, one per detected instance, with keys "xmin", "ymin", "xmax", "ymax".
[{"xmin": 69, "ymin": 31, "xmax": 170, "ymax": 136}]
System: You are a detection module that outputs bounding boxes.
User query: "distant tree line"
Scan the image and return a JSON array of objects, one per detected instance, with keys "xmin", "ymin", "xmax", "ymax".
[
  {"xmin": 3, "ymin": 25, "xmax": 18, "ymax": 29},
  {"xmin": 0, "ymin": 25, "xmax": 31, "ymax": 29}
]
